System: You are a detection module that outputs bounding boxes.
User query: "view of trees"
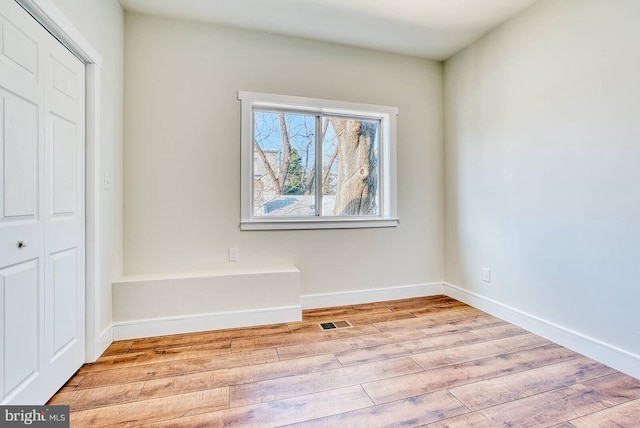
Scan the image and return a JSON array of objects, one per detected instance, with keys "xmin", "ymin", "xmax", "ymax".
[
  {"xmin": 253, "ymin": 111, "xmax": 380, "ymax": 217},
  {"xmin": 329, "ymin": 118, "xmax": 378, "ymax": 216}
]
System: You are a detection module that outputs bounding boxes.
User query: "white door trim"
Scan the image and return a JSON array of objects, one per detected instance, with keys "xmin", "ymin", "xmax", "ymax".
[{"xmin": 15, "ymin": 0, "xmax": 106, "ymax": 362}]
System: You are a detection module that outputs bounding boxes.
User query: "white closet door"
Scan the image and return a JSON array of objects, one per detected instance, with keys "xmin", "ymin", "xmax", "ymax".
[{"xmin": 0, "ymin": 0, "xmax": 85, "ymax": 404}]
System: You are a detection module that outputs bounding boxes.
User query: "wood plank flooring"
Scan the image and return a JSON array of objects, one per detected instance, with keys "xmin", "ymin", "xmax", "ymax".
[{"xmin": 48, "ymin": 295, "xmax": 640, "ymax": 427}]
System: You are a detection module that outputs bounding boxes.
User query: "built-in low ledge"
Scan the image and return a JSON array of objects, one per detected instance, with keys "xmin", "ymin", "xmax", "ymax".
[{"xmin": 112, "ymin": 266, "xmax": 301, "ymax": 340}]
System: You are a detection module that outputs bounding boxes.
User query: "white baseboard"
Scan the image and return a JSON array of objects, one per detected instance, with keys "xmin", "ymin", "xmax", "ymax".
[
  {"xmin": 444, "ymin": 282, "xmax": 640, "ymax": 380},
  {"xmin": 112, "ymin": 305, "xmax": 302, "ymax": 341},
  {"xmin": 85, "ymin": 325, "xmax": 113, "ymax": 363},
  {"xmin": 301, "ymin": 282, "xmax": 445, "ymax": 310},
  {"xmin": 96, "ymin": 326, "xmax": 113, "ymax": 360},
  {"xmin": 111, "ymin": 282, "xmax": 444, "ymax": 341}
]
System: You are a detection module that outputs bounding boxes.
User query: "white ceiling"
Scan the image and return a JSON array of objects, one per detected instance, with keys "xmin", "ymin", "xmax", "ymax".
[{"xmin": 118, "ymin": 0, "xmax": 539, "ymax": 60}]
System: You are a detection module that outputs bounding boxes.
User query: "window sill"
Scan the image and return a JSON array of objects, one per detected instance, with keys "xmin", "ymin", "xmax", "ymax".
[{"xmin": 240, "ymin": 218, "xmax": 399, "ymax": 231}]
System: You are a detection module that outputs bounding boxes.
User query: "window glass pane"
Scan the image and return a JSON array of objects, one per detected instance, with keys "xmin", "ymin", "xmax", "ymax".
[
  {"xmin": 322, "ymin": 117, "xmax": 380, "ymax": 216},
  {"xmin": 253, "ymin": 111, "xmax": 316, "ymax": 216}
]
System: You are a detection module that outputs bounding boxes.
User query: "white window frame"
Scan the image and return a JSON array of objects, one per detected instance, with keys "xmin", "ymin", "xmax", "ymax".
[{"xmin": 239, "ymin": 91, "xmax": 399, "ymax": 230}]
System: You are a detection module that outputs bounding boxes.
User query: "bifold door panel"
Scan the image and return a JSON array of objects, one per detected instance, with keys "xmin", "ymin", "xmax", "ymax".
[{"xmin": 0, "ymin": 0, "xmax": 85, "ymax": 405}]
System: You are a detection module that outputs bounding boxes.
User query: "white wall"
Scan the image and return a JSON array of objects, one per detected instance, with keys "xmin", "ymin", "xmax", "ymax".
[
  {"xmin": 123, "ymin": 13, "xmax": 444, "ymax": 297},
  {"xmin": 445, "ymin": 0, "xmax": 640, "ymax": 362},
  {"xmin": 49, "ymin": 0, "xmax": 124, "ymax": 337}
]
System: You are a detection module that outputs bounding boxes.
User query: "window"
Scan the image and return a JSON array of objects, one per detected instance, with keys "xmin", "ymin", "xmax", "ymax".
[{"xmin": 239, "ymin": 91, "xmax": 398, "ymax": 230}]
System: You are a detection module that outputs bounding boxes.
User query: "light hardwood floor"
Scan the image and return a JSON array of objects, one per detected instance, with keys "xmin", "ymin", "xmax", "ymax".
[{"xmin": 49, "ymin": 296, "xmax": 640, "ymax": 427}]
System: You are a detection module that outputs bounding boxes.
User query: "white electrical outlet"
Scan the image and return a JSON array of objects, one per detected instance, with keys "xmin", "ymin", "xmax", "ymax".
[
  {"xmin": 483, "ymin": 268, "xmax": 491, "ymax": 283},
  {"xmin": 229, "ymin": 247, "xmax": 239, "ymax": 262}
]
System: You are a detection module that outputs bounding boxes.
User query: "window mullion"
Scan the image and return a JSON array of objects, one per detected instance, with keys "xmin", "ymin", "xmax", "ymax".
[{"xmin": 315, "ymin": 114, "xmax": 323, "ymax": 217}]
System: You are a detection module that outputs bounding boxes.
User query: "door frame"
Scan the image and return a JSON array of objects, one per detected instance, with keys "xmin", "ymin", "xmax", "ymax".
[{"xmin": 15, "ymin": 0, "xmax": 105, "ymax": 362}]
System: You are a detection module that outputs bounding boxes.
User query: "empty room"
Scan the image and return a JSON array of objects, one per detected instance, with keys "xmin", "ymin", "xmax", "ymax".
[{"xmin": 1, "ymin": 0, "xmax": 639, "ymax": 426}]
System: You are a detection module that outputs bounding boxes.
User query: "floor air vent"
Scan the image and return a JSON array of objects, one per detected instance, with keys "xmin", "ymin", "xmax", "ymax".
[{"xmin": 319, "ymin": 320, "xmax": 352, "ymax": 331}]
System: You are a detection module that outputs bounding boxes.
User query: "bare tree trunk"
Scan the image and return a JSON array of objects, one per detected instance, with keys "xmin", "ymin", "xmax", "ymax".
[
  {"xmin": 322, "ymin": 146, "xmax": 338, "ymax": 186},
  {"xmin": 330, "ymin": 119, "xmax": 377, "ymax": 215},
  {"xmin": 304, "ymin": 167, "xmax": 315, "ymax": 195},
  {"xmin": 305, "ymin": 118, "xmax": 329, "ymax": 196},
  {"xmin": 302, "ymin": 140, "xmax": 312, "ymax": 189},
  {"xmin": 277, "ymin": 114, "xmax": 291, "ymax": 193}
]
